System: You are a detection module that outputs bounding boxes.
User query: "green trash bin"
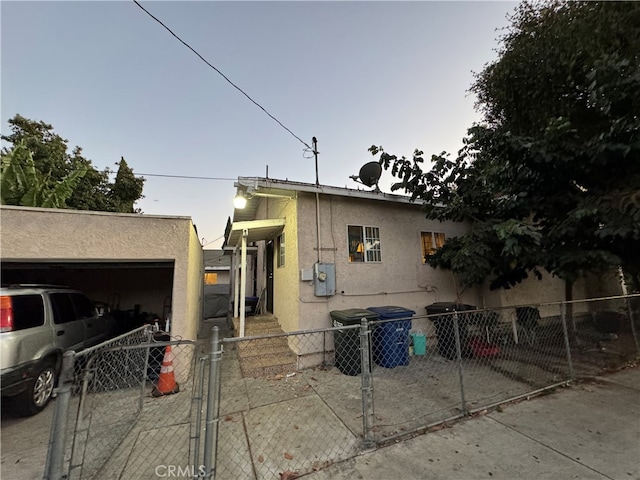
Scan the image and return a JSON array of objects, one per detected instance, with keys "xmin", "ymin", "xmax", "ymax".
[
  {"xmin": 330, "ymin": 309, "xmax": 378, "ymax": 376},
  {"xmin": 410, "ymin": 332, "xmax": 427, "ymax": 356}
]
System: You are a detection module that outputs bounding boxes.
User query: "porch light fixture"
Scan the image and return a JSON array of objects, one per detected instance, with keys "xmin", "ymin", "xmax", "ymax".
[
  {"xmin": 233, "ymin": 191, "xmax": 247, "ymax": 209},
  {"xmin": 234, "ymin": 185, "xmax": 296, "ymax": 210}
]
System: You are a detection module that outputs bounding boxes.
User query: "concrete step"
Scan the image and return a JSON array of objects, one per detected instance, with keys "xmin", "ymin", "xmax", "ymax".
[
  {"xmin": 237, "ymin": 336, "xmax": 291, "ymax": 357},
  {"xmin": 240, "ymin": 351, "xmax": 298, "ymax": 378},
  {"xmin": 232, "ymin": 314, "xmax": 298, "ymax": 377},
  {"xmin": 244, "ymin": 323, "xmax": 284, "ymax": 335},
  {"xmin": 233, "ymin": 315, "xmax": 282, "ymax": 336}
]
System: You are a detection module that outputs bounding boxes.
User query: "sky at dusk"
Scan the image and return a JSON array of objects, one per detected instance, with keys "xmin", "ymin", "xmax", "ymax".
[{"xmin": 1, "ymin": 1, "xmax": 518, "ymax": 249}]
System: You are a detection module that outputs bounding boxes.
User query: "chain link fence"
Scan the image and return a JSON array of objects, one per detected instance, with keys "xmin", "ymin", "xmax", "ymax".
[
  {"xmin": 213, "ymin": 294, "xmax": 639, "ymax": 479},
  {"xmin": 369, "ymin": 295, "xmax": 639, "ymax": 444},
  {"xmin": 44, "ymin": 294, "xmax": 639, "ymax": 479}
]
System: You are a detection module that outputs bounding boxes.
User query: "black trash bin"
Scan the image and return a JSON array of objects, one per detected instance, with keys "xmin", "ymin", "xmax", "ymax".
[
  {"xmin": 367, "ymin": 306, "xmax": 415, "ymax": 368},
  {"xmin": 330, "ymin": 309, "xmax": 378, "ymax": 376},
  {"xmin": 245, "ymin": 296, "xmax": 259, "ymax": 316},
  {"xmin": 232, "ymin": 296, "xmax": 260, "ymax": 316},
  {"xmin": 426, "ymin": 302, "xmax": 476, "ymax": 359}
]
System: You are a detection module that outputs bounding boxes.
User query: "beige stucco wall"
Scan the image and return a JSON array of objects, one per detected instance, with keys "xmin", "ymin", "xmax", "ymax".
[
  {"xmin": 246, "ymin": 196, "xmax": 300, "ymax": 330},
  {"xmin": 482, "ymin": 272, "xmax": 588, "ymax": 321},
  {"xmin": 482, "ymin": 268, "xmax": 624, "ymax": 321},
  {"xmin": 239, "ymin": 185, "xmax": 625, "ymax": 346},
  {"xmin": 271, "ymin": 199, "xmax": 300, "ymax": 332},
  {"xmin": 0, "ymin": 206, "xmax": 203, "ymax": 341},
  {"xmin": 294, "ymin": 193, "xmax": 480, "ymax": 333},
  {"xmin": 183, "ymin": 219, "xmax": 205, "ymax": 341}
]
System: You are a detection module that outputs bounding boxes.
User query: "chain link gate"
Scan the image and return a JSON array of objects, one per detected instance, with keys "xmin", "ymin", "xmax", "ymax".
[
  {"xmin": 44, "ymin": 327, "xmax": 209, "ymax": 480},
  {"xmin": 214, "ymin": 326, "xmax": 366, "ymax": 480}
]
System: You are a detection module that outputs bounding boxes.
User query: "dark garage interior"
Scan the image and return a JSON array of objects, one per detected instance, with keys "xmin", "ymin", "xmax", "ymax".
[{"xmin": 1, "ymin": 261, "xmax": 175, "ymax": 334}]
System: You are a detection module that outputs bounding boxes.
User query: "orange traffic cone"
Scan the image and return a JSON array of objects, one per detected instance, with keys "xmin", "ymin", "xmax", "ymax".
[{"xmin": 152, "ymin": 345, "xmax": 180, "ymax": 397}]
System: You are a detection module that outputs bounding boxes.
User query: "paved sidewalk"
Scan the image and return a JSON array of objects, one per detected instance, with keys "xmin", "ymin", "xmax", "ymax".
[{"xmin": 303, "ymin": 366, "xmax": 640, "ymax": 480}]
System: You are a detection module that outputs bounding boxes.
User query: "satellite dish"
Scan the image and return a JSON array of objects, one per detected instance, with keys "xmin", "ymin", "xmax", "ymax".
[{"xmin": 358, "ymin": 162, "xmax": 382, "ymax": 188}]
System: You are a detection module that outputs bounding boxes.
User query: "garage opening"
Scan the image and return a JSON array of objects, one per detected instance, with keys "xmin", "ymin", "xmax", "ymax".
[{"xmin": 1, "ymin": 260, "xmax": 175, "ymax": 335}]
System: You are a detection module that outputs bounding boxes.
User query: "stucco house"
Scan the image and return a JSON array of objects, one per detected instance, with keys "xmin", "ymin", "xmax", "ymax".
[
  {"xmin": 0, "ymin": 205, "xmax": 203, "ymax": 341},
  {"xmin": 223, "ymin": 177, "xmax": 622, "ymax": 340}
]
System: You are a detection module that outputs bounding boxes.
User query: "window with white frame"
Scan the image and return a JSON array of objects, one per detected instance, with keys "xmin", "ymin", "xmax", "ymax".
[
  {"xmin": 421, "ymin": 231, "xmax": 445, "ymax": 263},
  {"xmin": 277, "ymin": 233, "xmax": 285, "ymax": 267},
  {"xmin": 348, "ymin": 225, "xmax": 381, "ymax": 263}
]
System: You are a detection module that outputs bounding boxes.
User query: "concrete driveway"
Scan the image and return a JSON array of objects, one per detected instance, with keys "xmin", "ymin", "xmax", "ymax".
[{"xmin": 1, "ymin": 397, "xmax": 54, "ymax": 480}]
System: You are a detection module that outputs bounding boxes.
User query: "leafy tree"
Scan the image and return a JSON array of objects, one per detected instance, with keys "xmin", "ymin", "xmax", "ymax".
[
  {"xmin": 1, "ymin": 141, "xmax": 87, "ymax": 208},
  {"xmin": 110, "ymin": 157, "xmax": 145, "ymax": 213},
  {"xmin": 1, "ymin": 114, "xmax": 145, "ymax": 213},
  {"xmin": 370, "ymin": 1, "xmax": 640, "ymax": 294}
]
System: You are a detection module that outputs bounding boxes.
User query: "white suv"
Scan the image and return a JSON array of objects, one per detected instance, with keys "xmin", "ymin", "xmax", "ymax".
[{"xmin": 1, "ymin": 285, "xmax": 115, "ymax": 416}]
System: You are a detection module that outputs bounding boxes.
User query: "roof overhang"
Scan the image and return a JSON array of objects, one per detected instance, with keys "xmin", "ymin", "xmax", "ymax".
[
  {"xmin": 226, "ymin": 219, "xmax": 286, "ymax": 246},
  {"xmin": 235, "ymin": 177, "xmax": 419, "ymax": 205}
]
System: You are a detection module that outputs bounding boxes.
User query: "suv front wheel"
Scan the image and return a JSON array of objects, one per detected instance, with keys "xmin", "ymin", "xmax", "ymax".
[{"xmin": 15, "ymin": 361, "xmax": 57, "ymax": 417}]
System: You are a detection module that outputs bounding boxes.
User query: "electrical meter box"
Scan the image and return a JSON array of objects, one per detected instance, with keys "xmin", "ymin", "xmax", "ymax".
[{"xmin": 314, "ymin": 263, "xmax": 336, "ymax": 297}]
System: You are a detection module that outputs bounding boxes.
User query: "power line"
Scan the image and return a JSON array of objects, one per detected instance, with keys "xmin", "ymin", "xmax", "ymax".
[
  {"xmin": 137, "ymin": 172, "xmax": 236, "ymax": 181},
  {"xmin": 0, "ymin": 160, "xmax": 236, "ymax": 182},
  {"xmin": 201, "ymin": 234, "xmax": 224, "ymax": 247},
  {"xmin": 132, "ymin": 0, "xmax": 311, "ymax": 150}
]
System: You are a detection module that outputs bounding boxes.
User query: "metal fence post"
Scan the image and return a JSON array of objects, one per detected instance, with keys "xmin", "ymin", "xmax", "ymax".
[
  {"xmin": 192, "ymin": 356, "xmax": 208, "ymax": 471},
  {"xmin": 43, "ymin": 350, "xmax": 75, "ymax": 480},
  {"xmin": 560, "ymin": 302, "xmax": 575, "ymax": 380},
  {"xmin": 360, "ymin": 318, "xmax": 375, "ymax": 448},
  {"xmin": 323, "ymin": 329, "xmax": 327, "ymax": 367},
  {"xmin": 141, "ymin": 343, "xmax": 151, "ymax": 412},
  {"xmin": 452, "ymin": 313, "xmax": 467, "ymax": 415},
  {"xmin": 626, "ymin": 296, "xmax": 640, "ymax": 355},
  {"xmin": 203, "ymin": 327, "xmax": 222, "ymax": 478}
]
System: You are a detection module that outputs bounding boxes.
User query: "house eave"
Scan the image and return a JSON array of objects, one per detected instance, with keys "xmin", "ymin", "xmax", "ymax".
[{"xmin": 226, "ymin": 218, "xmax": 286, "ymax": 246}]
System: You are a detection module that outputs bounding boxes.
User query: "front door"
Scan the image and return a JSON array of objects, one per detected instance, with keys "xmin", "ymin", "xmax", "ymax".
[{"xmin": 266, "ymin": 241, "xmax": 274, "ymax": 313}]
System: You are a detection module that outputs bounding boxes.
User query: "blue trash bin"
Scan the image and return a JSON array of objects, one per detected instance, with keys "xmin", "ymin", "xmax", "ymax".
[
  {"xmin": 245, "ymin": 296, "xmax": 259, "ymax": 316},
  {"xmin": 367, "ymin": 306, "xmax": 415, "ymax": 368}
]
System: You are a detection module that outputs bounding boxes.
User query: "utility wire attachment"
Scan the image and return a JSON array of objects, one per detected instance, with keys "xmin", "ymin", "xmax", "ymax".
[
  {"xmin": 132, "ymin": 0, "xmax": 311, "ymax": 149},
  {"xmin": 313, "ymin": 137, "xmax": 319, "ymax": 186}
]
